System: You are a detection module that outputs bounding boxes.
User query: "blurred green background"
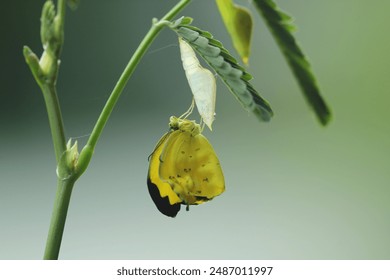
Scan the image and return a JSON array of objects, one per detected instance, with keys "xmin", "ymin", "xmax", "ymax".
[{"xmin": 1, "ymin": 0, "xmax": 389, "ymax": 259}]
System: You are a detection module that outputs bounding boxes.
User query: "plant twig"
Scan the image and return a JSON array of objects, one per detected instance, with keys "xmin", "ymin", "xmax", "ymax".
[
  {"xmin": 44, "ymin": 179, "xmax": 75, "ymax": 259},
  {"xmin": 41, "ymin": 84, "xmax": 67, "ymax": 162}
]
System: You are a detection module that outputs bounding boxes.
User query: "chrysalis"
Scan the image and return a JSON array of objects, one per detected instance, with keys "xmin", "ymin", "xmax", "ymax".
[{"xmin": 179, "ymin": 37, "xmax": 216, "ymax": 130}]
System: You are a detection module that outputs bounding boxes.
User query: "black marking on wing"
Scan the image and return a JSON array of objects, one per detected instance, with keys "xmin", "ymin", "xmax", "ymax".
[{"xmin": 147, "ymin": 177, "xmax": 181, "ymax": 218}]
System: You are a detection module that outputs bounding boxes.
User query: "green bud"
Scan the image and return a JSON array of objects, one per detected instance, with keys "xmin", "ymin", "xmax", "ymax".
[
  {"xmin": 23, "ymin": 46, "xmax": 44, "ymax": 87},
  {"xmin": 40, "ymin": 0, "xmax": 56, "ymax": 48},
  {"xmin": 56, "ymin": 139, "xmax": 79, "ymax": 181}
]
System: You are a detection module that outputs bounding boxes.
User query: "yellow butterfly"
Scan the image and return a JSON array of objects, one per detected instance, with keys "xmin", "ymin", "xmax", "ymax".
[{"xmin": 147, "ymin": 116, "xmax": 225, "ymax": 217}]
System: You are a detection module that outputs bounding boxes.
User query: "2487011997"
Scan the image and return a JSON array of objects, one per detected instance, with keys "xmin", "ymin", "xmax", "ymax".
[{"xmin": 209, "ymin": 266, "xmax": 273, "ymax": 276}]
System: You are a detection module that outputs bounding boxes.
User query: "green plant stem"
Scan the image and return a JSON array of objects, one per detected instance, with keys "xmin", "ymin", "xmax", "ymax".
[
  {"xmin": 44, "ymin": 178, "xmax": 75, "ymax": 260},
  {"xmin": 41, "ymin": 0, "xmax": 69, "ymax": 260},
  {"xmin": 53, "ymin": 0, "xmax": 66, "ymax": 52},
  {"xmin": 41, "ymin": 84, "xmax": 67, "ymax": 162},
  {"xmin": 81, "ymin": 0, "xmax": 191, "ymax": 163},
  {"xmin": 41, "ymin": 80, "xmax": 68, "ymax": 261},
  {"xmin": 56, "ymin": 0, "xmax": 66, "ymax": 28}
]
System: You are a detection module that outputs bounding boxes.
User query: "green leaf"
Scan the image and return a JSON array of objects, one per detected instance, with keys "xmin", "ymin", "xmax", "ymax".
[
  {"xmin": 253, "ymin": 0, "xmax": 331, "ymax": 125},
  {"xmin": 171, "ymin": 19, "xmax": 273, "ymax": 122},
  {"xmin": 215, "ymin": 0, "xmax": 253, "ymax": 65}
]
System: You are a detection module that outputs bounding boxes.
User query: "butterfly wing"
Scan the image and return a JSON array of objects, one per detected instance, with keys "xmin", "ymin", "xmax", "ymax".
[
  {"xmin": 159, "ymin": 130, "xmax": 225, "ymax": 206},
  {"xmin": 147, "ymin": 132, "xmax": 182, "ymax": 217},
  {"xmin": 187, "ymin": 133, "xmax": 225, "ymax": 203}
]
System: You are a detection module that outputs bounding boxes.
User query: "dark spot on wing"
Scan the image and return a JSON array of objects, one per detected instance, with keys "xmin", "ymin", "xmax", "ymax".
[{"xmin": 147, "ymin": 177, "xmax": 180, "ymax": 218}]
